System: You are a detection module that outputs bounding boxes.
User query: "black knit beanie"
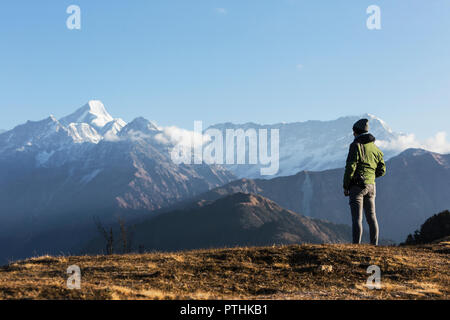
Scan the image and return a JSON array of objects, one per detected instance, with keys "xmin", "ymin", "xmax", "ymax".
[{"xmin": 353, "ymin": 119, "xmax": 369, "ymax": 134}]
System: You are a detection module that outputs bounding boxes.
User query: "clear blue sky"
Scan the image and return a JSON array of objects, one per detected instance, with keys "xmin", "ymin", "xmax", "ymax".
[{"xmin": 0, "ymin": 0, "xmax": 449, "ymax": 139}]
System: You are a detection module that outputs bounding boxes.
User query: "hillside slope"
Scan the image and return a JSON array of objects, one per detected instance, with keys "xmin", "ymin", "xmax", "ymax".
[
  {"xmin": 112, "ymin": 193, "xmax": 353, "ymax": 253},
  {"xmin": 1, "ymin": 243, "xmax": 448, "ymax": 300}
]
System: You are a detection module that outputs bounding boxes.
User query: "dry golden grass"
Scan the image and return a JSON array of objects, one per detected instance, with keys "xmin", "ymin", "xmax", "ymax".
[{"xmin": 0, "ymin": 242, "xmax": 448, "ymax": 300}]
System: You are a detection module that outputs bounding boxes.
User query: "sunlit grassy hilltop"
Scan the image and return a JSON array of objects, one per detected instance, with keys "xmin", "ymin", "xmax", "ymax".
[{"xmin": 1, "ymin": 242, "xmax": 449, "ymax": 300}]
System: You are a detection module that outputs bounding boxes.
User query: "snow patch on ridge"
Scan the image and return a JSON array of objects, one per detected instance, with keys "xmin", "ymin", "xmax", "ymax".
[
  {"xmin": 36, "ymin": 150, "xmax": 55, "ymax": 166},
  {"xmin": 67, "ymin": 123, "xmax": 102, "ymax": 144},
  {"xmin": 80, "ymin": 169, "xmax": 103, "ymax": 184}
]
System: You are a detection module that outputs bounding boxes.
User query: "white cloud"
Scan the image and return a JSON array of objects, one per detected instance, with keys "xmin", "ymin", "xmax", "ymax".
[
  {"xmin": 103, "ymin": 131, "xmax": 121, "ymax": 142},
  {"xmin": 214, "ymin": 8, "xmax": 228, "ymax": 15},
  {"xmin": 423, "ymin": 132, "xmax": 450, "ymax": 154},
  {"xmin": 154, "ymin": 126, "xmax": 210, "ymax": 148},
  {"xmin": 376, "ymin": 134, "xmax": 421, "ymax": 151},
  {"xmin": 296, "ymin": 64, "xmax": 304, "ymax": 71},
  {"xmin": 156, "ymin": 126, "xmax": 212, "ymax": 165},
  {"xmin": 377, "ymin": 131, "xmax": 450, "ymax": 154}
]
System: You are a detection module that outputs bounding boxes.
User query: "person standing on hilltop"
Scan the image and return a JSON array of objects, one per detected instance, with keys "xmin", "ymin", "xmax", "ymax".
[{"xmin": 343, "ymin": 119, "xmax": 386, "ymax": 245}]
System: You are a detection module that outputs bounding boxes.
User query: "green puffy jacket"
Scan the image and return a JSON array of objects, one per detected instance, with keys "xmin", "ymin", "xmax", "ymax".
[{"xmin": 343, "ymin": 133, "xmax": 386, "ymax": 190}]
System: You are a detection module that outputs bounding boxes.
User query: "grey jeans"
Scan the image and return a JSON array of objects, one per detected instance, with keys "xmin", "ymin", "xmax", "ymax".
[{"xmin": 349, "ymin": 184, "xmax": 379, "ymax": 245}]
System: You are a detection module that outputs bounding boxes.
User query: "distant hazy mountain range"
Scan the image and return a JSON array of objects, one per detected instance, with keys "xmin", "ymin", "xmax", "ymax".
[
  {"xmin": 0, "ymin": 100, "xmax": 407, "ymax": 231},
  {"xmin": 0, "ymin": 101, "xmax": 233, "ymax": 219},
  {"xmin": 207, "ymin": 114, "xmax": 404, "ymax": 178}
]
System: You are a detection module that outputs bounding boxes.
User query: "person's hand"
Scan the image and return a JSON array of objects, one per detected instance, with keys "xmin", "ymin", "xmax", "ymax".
[{"xmin": 343, "ymin": 189, "xmax": 350, "ymax": 197}]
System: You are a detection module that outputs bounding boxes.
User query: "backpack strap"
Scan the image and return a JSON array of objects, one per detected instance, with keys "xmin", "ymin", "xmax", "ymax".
[
  {"xmin": 357, "ymin": 142, "xmax": 366, "ymax": 163},
  {"xmin": 353, "ymin": 142, "xmax": 367, "ymax": 187}
]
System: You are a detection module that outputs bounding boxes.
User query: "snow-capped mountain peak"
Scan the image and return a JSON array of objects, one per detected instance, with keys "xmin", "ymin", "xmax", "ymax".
[
  {"xmin": 363, "ymin": 113, "xmax": 394, "ymax": 134},
  {"xmin": 0, "ymin": 115, "xmax": 72, "ymax": 155},
  {"xmin": 120, "ymin": 117, "xmax": 160, "ymax": 136},
  {"xmin": 57, "ymin": 100, "xmax": 127, "ymax": 143},
  {"xmin": 0, "ymin": 103, "xmax": 430, "ymax": 178},
  {"xmin": 60, "ymin": 100, "xmax": 114, "ymax": 129},
  {"xmin": 0, "ymin": 101, "xmax": 130, "ymax": 166}
]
